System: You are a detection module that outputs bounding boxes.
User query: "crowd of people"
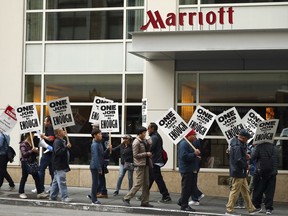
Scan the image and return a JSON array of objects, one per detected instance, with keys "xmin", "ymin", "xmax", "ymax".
[{"xmin": 0, "ymin": 119, "xmax": 279, "ymax": 215}]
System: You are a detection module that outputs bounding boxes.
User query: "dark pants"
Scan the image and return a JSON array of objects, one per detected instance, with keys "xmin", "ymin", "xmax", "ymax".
[
  {"xmin": 38, "ymin": 153, "xmax": 54, "ymax": 192},
  {"xmin": 97, "ymin": 173, "xmax": 107, "ymax": 195},
  {"xmin": 149, "ymin": 165, "xmax": 170, "ymax": 198},
  {"xmin": 191, "ymin": 172, "xmax": 203, "ymax": 201},
  {"xmin": 179, "ymin": 171, "xmax": 193, "ymax": 209},
  {"xmin": 0, "ymin": 155, "xmax": 15, "ymax": 187},
  {"xmin": 252, "ymin": 174, "xmax": 276, "ymax": 211},
  {"xmin": 90, "ymin": 169, "xmax": 99, "ymax": 203},
  {"xmin": 19, "ymin": 161, "xmax": 42, "ymax": 194}
]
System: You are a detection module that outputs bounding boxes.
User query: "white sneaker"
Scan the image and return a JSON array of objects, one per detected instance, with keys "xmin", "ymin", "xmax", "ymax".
[
  {"xmin": 19, "ymin": 193, "xmax": 27, "ymax": 199},
  {"xmin": 235, "ymin": 205, "xmax": 245, "ymax": 209},
  {"xmin": 189, "ymin": 200, "xmax": 200, "ymax": 206},
  {"xmin": 198, "ymin": 194, "xmax": 205, "ymax": 200},
  {"xmin": 37, "ymin": 192, "xmax": 49, "ymax": 199},
  {"xmin": 31, "ymin": 188, "xmax": 37, "ymax": 193},
  {"xmin": 62, "ymin": 197, "xmax": 72, "ymax": 202}
]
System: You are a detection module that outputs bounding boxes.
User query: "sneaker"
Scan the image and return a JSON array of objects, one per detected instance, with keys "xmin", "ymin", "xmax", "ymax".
[
  {"xmin": 31, "ymin": 188, "xmax": 37, "ymax": 193},
  {"xmin": 181, "ymin": 206, "xmax": 196, "ymax": 212},
  {"xmin": 19, "ymin": 193, "xmax": 27, "ymax": 199},
  {"xmin": 250, "ymin": 208, "xmax": 262, "ymax": 215},
  {"xmin": 158, "ymin": 196, "xmax": 172, "ymax": 203},
  {"xmin": 189, "ymin": 200, "xmax": 200, "ymax": 206},
  {"xmin": 140, "ymin": 203, "xmax": 154, "ymax": 207},
  {"xmin": 135, "ymin": 196, "xmax": 142, "ymax": 201},
  {"xmin": 46, "ymin": 189, "xmax": 50, "ymax": 194},
  {"xmin": 225, "ymin": 212, "xmax": 241, "ymax": 216},
  {"xmin": 113, "ymin": 191, "xmax": 119, "ymax": 196},
  {"xmin": 87, "ymin": 194, "xmax": 92, "ymax": 200},
  {"xmin": 37, "ymin": 192, "xmax": 49, "ymax": 199},
  {"xmin": 235, "ymin": 205, "xmax": 245, "ymax": 209},
  {"xmin": 8, "ymin": 186, "xmax": 15, "ymax": 191},
  {"xmin": 92, "ymin": 200, "xmax": 101, "ymax": 205},
  {"xmin": 198, "ymin": 194, "xmax": 205, "ymax": 201},
  {"xmin": 122, "ymin": 198, "xmax": 131, "ymax": 207},
  {"xmin": 62, "ymin": 197, "xmax": 72, "ymax": 202},
  {"xmin": 266, "ymin": 209, "xmax": 272, "ymax": 215}
]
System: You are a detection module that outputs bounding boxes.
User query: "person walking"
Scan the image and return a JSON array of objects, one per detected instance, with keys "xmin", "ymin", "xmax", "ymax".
[
  {"xmin": 0, "ymin": 131, "xmax": 15, "ymax": 191},
  {"xmin": 109, "ymin": 134, "xmax": 134, "ymax": 196},
  {"xmin": 122, "ymin": 126, "xmax": 153, "ymax": 207},
  {"xmin": 18, "ymin": 133, "xmax": 48, "ymax": 199},
  {"xmin": 147, "ymin": 122, "xmax": 171, "ymax": 202},
  {"xmin": 49, "ymin": 128, "xmax": 72, "ymax": 202},
  {"xmin": 177, "ymin": 129, "xmax": 200, "ymax": 212},
  {"xmin": 252, "ymin": 142, "xmax": 278, "ymax": 215},
  {"xmin": 225, "ymin": 129, "xmax": 261, "ymax": 215},
  {"xmin": 89, "ymin": 128, "xmax": 104, "ymax": 204}
]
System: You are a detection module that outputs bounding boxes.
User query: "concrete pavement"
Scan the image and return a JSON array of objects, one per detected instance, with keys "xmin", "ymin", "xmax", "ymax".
[{"xmin": 0, "ymin": 183, "xmax": 286, "ymax": 216}]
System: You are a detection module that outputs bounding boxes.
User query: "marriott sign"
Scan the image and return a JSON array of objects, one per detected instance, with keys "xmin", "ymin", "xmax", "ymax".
[{"xmin": 141, "ymin": 7, "xmax": 234, "ymax": 30}]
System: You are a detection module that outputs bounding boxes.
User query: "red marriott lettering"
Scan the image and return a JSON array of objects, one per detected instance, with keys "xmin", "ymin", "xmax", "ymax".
[{"xmin": 141, "ymin": 7, "xmax": 234, "ymax": 30}]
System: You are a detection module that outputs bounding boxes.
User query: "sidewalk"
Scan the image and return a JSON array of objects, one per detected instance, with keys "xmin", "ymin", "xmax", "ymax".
[{"xmin": 0, "ymin": 183, "xmax": 286, "ymax": 216}]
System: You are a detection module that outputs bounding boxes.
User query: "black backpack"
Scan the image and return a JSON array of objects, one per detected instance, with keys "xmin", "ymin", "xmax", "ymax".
[{"xmin": 1, "ymin": 132, "xmax": 16, "ymax": 163}]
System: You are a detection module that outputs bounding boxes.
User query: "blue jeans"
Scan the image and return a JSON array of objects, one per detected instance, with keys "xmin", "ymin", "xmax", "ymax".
[
  {"xmin": 38, "ymin": 153, "xmax": 53, "ymax": 192},
  {"xmin": 90, "ymin": 169, "xmax": 99, "ymax": 203},
  {"xmin": 115, "ymin": 163, "xmax": 133, "ymax": 192},
  {"xmin": 50, "ymin": 170, "xmax": 69, "ymax": 201}
]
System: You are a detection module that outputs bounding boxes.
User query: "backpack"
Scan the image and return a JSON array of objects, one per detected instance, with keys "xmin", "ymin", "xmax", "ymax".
[
  {"xmin": 162, "ymin": 149, "xmax": 168, "ymax": 166},
  {"xmin": 1, "ymin": 132, "xmax": 16, "ymax": 163},
  {"xmin": 257, "ymin": 148, "xmax": 274, "ymax": 177}
]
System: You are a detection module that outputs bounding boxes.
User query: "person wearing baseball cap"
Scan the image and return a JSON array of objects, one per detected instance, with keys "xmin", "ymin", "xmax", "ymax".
[{"xmin": 177, "ymin": 129, "xmax": 201, "ymax": 212}]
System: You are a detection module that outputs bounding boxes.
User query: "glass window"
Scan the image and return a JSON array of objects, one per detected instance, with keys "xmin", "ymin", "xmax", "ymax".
[
  {"xmin": 125, "ymin": 74, "xmax": 143, "ymax": 102},
  {"xmin": 177, "ymin": 73, "xmax": 197, "ymax": 103},
  {"xmin": 179, "ymin": 0, "xmax": 198, "ymax": 4},
  {"xmin": 201, "ymin": 0, "xmax": 288, "ymax": 4},
  {"xmin": 46, "ymin": 11, "xmax": 123, "ymax": 40},
  {"xmin": 127, "ymin": 0, "xmax": 144, "ymax": 6},
  {"xmin": 47, "ymin": 0, "xmax": 123, "ymax": 9},
  {"xmin": 199, "ymin": 72, "xmax": 288, "ymax": 103},
  {"xmin": 27, "ymin": 0, "xmax": 43, "ymax": 10},
  {"xmin": 125, "ymin": 106, "xmax": 142, "ymax": 134},
  {"xmin": 26, "ymin": 13, "xmax": 42, "ymax": 41},
  {"xmin": 44, "ymin": 74, "xmax": 122, "ymax": 102},
  {"xmin": 24, "ymin": 75, "xmax": 41, "ymax": 102},
  {"xmin": 127, "ymin": 9, "xmax": 144, "ymax": 39}
]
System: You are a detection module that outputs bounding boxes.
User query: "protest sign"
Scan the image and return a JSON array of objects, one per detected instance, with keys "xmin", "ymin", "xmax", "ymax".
[
  {"xmin": 254, "ymin": 119, "xmax": 279, "ymax": 145},
  {"xmin": 188, "ymin": 105, "xmax": 216, "ymax": 140},
  {"xmin": 156, "ymin": 108, "xmax": 190, "ymax": 144},
  {"xmin": 242, "ymin": 109, "xmax": 265, "ymax": 143},
  {"xmin": 216, "ymin": 107, "xmax": 245, "ymax": 144},
  {"xmin": 0, "ymin": 105, "xmax": 17, "ymax": 134},
  {"xmin": 47, "ymin": 97, "xmax": 75, "ymax": 130},
  {"xmin": 142, "ymin": 98, "xmax": 147, "ymax": 127},
  {"xmin": 89, "ymin": 96, "xmax": 113, "ymax": 124},
  {"xmin": 99, "ymin": 103, "xmax": 119, "ymax": 133},
  {"xmin": 15, "ymin": 104, "xmax": 41, "ymax": 134}
]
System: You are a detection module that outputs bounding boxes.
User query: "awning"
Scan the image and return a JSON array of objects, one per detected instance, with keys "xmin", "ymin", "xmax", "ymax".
[{"xmin": 129, "ymin": 29, "xmax": 288, "ymax": 61}]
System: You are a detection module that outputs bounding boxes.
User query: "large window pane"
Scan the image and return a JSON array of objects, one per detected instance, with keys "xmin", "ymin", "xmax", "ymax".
[
  {"xmin": 26, "ymin": 13, "xmax": 42, "ymax": 41},
  {"xmin": 46, "ymin": 11, "xmax": 123, "ymax": 40},
  {"xmin": 200, "ymin": 72, "xmax": 288, "ymax": 103},
  {"xmin": 44, "ymin": 75, "xmax": 122, "ymax": 102},
  {"xmin": 125, "ymin": 106, "xmax": 142, "ymax": 134},
  {"xmin": 25, "ymin": 75, "xmax": 41, "ymax": 102},
  {"xmin": 177, "ymin": 73, "xmax": 197, "ymax": 103},
  {"xmin": 47, "ymin": 0, "xmax": 123, "ymax": 9},
  {"xmin": 27, "ymin": 0, "xmax": 43, "ymax": 9},
  {"xmin": 125, "ymin": 74, "xmax": 143, "ymax": 102},
  {"xmin": 127, "ymin": 9, "xmax": 144, "ymax": 39}
]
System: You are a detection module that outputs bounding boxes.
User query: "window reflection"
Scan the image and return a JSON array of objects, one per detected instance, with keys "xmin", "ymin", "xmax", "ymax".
[
  {"xmin": 127, "ymin": 0, "xmax": 144, "ymax": 6},
  {"xmin": 25, "ymin": 75, "xmax": 41, "ymax": 102},
  {"xmin": 201, "ymin": 0, "xmax": 288, "ymax": 3},
  {"xmin": 46, "ymin": 11, "xmax": 123, "ymax": 40},
  {"xmin": 127, "ymin": 10, "xmax": 144, "ymax": 39},
  {"xmin": 125, "ymin": 74, "xmax": 143, "ymax": 102},
  {"xmin": 27, "ymin": 0, "xmax": 43, "ymax": 9},
  {"xmin": 46, "ymin": 0, "xmax": 123, "ymax": 9},
  {"xmin": 26, "ymin": 13, "xmax": 42, "ymax": 41},
  {"xmin": 44, "ymin": 75, "xmax": 122, "ymax": 102},
  {"xmin": 125, "ymin": 106, "xmax": 142, "ymax": 134}
]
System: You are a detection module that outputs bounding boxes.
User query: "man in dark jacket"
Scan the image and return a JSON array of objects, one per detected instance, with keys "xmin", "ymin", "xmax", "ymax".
[
  {"xmin": 177, "ymin": 129, "xmax": 200, "ymax": 212},
  {"xmin": 226, "ymin": 129, "xmax": 261, "ymax": 215},
  {"xmin": 252, "ymin": 142, "xmax": 278, "ymax": 215},
  {"xmin": 50, "ymin": 128, "xmax": 72, "ymax": 202},
  {"xmin": 147, "ymin": 122, "xmax": 171, "ymax": 202}
]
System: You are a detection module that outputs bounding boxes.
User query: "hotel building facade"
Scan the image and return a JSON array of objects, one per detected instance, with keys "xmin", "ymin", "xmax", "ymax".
[{"xmin": 1, "ymin": 0, "xmax": 288, "ymax": 201}]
